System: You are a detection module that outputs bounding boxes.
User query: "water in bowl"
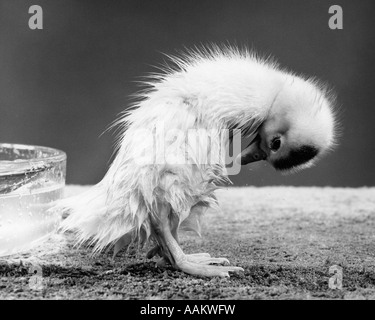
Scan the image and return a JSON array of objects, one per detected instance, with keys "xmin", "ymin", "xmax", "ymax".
[
  {"xmin": 0, "ymin": 144, "xmax": 66, "ymax": 257},
  {"xmin": 0, "ymin": 183, "xmax": 63, "ymax": 257}
]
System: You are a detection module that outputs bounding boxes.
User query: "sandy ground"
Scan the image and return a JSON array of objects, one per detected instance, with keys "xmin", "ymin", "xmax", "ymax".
[{"xmin": 1, "ymin": 185, "xmax": 375, "ymax": 300}]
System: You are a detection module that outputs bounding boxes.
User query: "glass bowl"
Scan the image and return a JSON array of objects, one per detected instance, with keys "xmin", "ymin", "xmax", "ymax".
[{"xmin": 0, "ymin": 143, "xmax": 66, "ymax": 257}]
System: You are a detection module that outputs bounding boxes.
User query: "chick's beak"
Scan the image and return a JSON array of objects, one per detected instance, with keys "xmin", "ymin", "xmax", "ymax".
[{"xmin": 235, "ymin": 137, "xmax": 267, "ymax": 165}]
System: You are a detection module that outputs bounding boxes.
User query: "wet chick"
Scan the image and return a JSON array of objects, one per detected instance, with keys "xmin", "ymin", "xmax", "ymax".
[{"xmin": 57, "ymin": 46, "xmax": 338, "ymax": 277}]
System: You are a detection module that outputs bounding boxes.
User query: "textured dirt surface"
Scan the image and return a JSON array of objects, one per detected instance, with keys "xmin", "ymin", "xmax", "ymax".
[{"xmin": 1, "ymin": 185, "xmax": 375, "ymax": 300}]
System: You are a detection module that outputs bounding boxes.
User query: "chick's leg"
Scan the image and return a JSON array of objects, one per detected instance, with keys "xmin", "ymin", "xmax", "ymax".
[
  {"xmin": 147, "ymin": 212, "xmax": 229, "ymax": 267},
  {"xmin": 151, "ymin": 203, "xmax": 243, "ymax": 277},
  {"xmin": 146, "ymin": 211, "xmax": 180, "ymax": 266}
]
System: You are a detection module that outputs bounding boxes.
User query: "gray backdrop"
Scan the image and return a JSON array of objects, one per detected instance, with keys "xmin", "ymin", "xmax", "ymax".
[{"xmin": 0, "ymin": 0, "xmax": 374, "ymax": 187}]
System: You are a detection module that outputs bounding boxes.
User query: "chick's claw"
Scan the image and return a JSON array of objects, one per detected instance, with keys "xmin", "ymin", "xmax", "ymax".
[
  {"xmin": 178, "ymin": 260, "xmax": 244, "ymax": 278},
  {"xmin": 154, "ymin": 253, "xmax": 231, "ymax": 271},
  {"xmin": 186, "ymin": 252, "xmax": 211, "ymax": 257},
  {"xmin": 185, "ymin": 253, "xmax": 230, "ymax": 265}
]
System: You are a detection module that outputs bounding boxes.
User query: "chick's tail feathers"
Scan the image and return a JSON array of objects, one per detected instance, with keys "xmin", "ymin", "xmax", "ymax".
[{"xmin": 55, "ymin": 183, "xmax": 146, "ymax": 256}]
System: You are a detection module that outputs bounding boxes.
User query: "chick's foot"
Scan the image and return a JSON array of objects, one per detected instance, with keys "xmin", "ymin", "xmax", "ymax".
[
  {"xmin": 177, "ymin": 256, "xmax": 243, "ymax": 277},
  {"xmin": 185, "ymin": 253, "xmax": 230, "ymax": 265},
  {"xmin": 152, "ymin": 252, "xmax": 234, "ymax": 272},
  {"xmin": 152, "ymin": 203, "xmax": 244, "ymax": 277}
]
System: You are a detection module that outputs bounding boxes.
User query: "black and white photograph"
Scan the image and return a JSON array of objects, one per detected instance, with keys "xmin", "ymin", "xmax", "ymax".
[{"xmin": 0, "ymin": 0, "xmax": 375, "ymax": 305}]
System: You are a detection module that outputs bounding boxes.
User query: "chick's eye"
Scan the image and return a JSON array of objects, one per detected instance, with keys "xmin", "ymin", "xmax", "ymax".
[{"xmin": 270, "ymin": 137, "xmax": 281, "ymax": 152}]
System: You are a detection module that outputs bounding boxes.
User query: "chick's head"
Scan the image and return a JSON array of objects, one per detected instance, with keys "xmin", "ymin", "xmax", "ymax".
[{"xmin": 239, "ymin": 78, "xmax": 338, "ymax": 173}]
